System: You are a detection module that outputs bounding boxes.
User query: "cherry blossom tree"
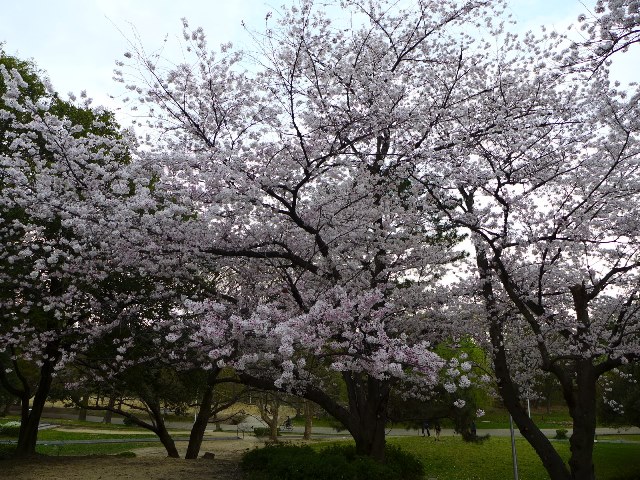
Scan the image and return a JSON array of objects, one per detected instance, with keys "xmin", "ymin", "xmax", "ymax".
[
  {"xmin": 117, "ymin": 0, "xmax": 637, "ymax": 471},
  {"xmin": 67, "ymin": 294, "xmax": 246, "ymax": 459},
  {"xmin": 0, "ymin": 54, "xmax": 133, "ymax": 456},
  {"xmin": 412, "ymin": 17, "xmax": 640, "ymax": 480},
  {"xmin": 563, "ymin": 0, "xmax": 640, "ymax": 71},
  {"xmin": 6, "ymin": 0, "xmax": 629, "ymax": 475},
  {"xmin": 114, "ymin": 0, "xmax": 510, "ymax": 460}
]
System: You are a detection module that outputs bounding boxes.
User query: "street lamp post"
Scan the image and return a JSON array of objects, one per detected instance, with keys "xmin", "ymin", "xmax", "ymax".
[{"xmin": 509, "ymin": 415, "xmax": 519, "ymax": 480}]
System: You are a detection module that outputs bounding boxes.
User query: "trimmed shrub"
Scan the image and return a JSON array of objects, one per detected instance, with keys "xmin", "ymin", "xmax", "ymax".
[
  {"xmin": 555, "ymin": 429, "xmax": 569, "ymax": 440},
  {"xmin": 253, "ymin": 427, "xmax": 280, "ymax": 438},
  {"xmin": 241, "ymin": 443, "xmax": 423, "ymax": 480},
  {"xmin": 0, "ymin": 421, "xmax": 21, "ymax": 437},
  {"xmin": 122, "ymin": 416, "xmax": 136, "ymax": 426}
]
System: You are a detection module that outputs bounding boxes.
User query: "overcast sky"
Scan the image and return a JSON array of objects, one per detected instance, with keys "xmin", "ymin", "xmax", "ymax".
[{"xmin": 1, "ymin": 0, "xmax": 633, "ymax": 125}]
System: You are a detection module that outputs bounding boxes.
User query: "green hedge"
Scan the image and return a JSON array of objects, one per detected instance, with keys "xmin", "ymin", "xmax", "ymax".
[
  {"xmin": 253, "ymin": 427, "xmax": 280, "ymax": 437},
  {"xmin": 241, "ymin": 443, "xmax": 423, "ymax": 480},
  {"xmin": 0, "ymin": 421, "xmax": 21, "ymax": 437}
]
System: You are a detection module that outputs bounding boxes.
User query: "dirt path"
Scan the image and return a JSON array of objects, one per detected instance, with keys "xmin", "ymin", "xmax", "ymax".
[{"xmin": 0, "ymin": 437, "xmax": 263, "ymax": 480}]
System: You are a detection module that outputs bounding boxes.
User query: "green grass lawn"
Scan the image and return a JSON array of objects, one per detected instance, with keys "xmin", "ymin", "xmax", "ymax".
[
  {"xmin": 388, "ymin": 436, "xmax": 640, "ymax": 480},
  {"xmin": 0, "ymin": 425, "xmax": 187, "ymax": 457},
  {"xmin": 597, "ymin": 434, "xmax": 640, "ymax": 442},
  {"xmin": 476, "ymin": 408, "xmax": 574, "ymax": 429},
  {"xmin": 35, "ymin": 441, "xmax": 156, "ymax": 456},
  {"xmin": 2, "ymin": 415, "xmax": 151, "ymax": 431},
  {"xmin": 0, "ymin": 440, "xmax": 157, "ymax": 458},
  {"xmin": 38, "ymin": 430, "xmax": 188, "ymax": 442}
]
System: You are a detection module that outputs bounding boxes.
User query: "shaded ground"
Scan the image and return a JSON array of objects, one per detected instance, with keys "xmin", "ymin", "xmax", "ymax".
[
  {"xmin": 0, "ymin": 437, "xmax": 261, "ymax": 480},
  {"xmin": 3, "ymin": 424, "xmax": 639, "ymax": 480}
]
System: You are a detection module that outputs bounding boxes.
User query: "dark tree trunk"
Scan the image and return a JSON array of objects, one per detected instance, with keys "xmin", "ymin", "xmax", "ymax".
[
  {"xmin": 185, "ymin": 384, "xmax": 215, "ymax": 459},
  {"xmin": 78, "ymin": 393, "xmax": 89, "ymax": 422},
  {"xmin": 351, "ymin": 415, "xmax": 387, "ymax": 460},
  {"xmin": 566, "ymin": 361, "xmax": 597, "ymax": 480},
  {"xmin": 257, "ymin": 392, "xmax": 281, "ymax": 442},
  {"xmin": 475, "ymin": 248, "xmax": 619, "ymax": 480},
  {"xmin": 342, "ymin": 373, "xmax": 390, "ymax": 462},
  {"xmin": 475, "ymin": 249, "xmax": 572, "ymax": 480},
  {"xmin": 103, "ymin": 395, "xmax": 116, "ymax": 424},
  {"xmin": 240, "ymin": 372, "xmax": 392, "ymax": 461},
  {"xmin": 303, "ymin": 399, "xmax": 313, "ymax": 440},
  {"xmin": 146, "ymin": 399, "xmax": 179, "ymax": 458},
  {"xmin": 563, "ymin": 286, "xmax": 600, "ymax": 480},
  {"xmin": 492, "ymin": 334, "xmax": 571, "ymax": 480},
  {"xmin": 156, "ymin": 427, "xmax": 180, "ymax": 458},
  {"xmin": 14, "ymin": 360, "xmax": 56, "ymax": 458},
  {"xmin": 269, "ymin": 411, "xmax": 279, "ymax": 441},
  {"xmin": 79, "ymin": 397, "xmax": 180, "ymax": 458}
]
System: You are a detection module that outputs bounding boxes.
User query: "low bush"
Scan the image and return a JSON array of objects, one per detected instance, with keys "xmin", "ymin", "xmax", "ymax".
[
  {"xmin": 328, "ymin": 419, "xmax": 347, "ymax": 432},
  {"xmin": 253, "ymin": 427, "xmax": 279, "ymax": 438},
  {"xmin": 555, "ymin": 429, "xmax": 569, "ymax": 440},
  {"xmin": 241, "ymin": 443, "xmax": 423, "ymax": 480},
  {"xmin": 122, "ymin": 416, "xmax": 136, "ymax": 427},
  {"xmin": 0, "ymin": 421, "xmax": 21, "ymax": 437}
]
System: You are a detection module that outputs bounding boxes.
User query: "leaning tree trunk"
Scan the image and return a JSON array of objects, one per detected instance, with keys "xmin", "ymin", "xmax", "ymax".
[
  {"xmin": 476, "ymin": 249, "xmax": 572, "ymax": 480},
  {"xmin": 186, "ymin": 368, "xmax": 223, "ymax": 459},
  {"xmin": 155, "ymin": 426, "xmax": 180, "ymax": 459},
  {"xmin": 80, "ymin": 397, "xmax": 180, "ymax": 458},
  {"xmin": 78, "ymin": 393, "xmax": 89, "ymax": 422},
  {"xmin": 185, "ymin": 384, "xmax": 215, "ymax": 459},
  {"xmin": 491, "ymin": 327, "xmax": 572, "ymax": 480},
  {"xmin": 145, "ymin": 399, "xmax": 180, "ymax": 458},
  {"xmin": 14, "ymin": 359, "xmax": 56, "ymax": 458}
]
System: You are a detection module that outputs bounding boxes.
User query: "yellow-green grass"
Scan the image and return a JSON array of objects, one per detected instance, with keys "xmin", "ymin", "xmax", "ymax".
[
  {"xmin": 35, "ymin": 442, "xmax": 155, "ymax": 456},
  {"xmin": 304, "ymin": 436, "xmax": 640, "ymax": 479},
  {"xmin": 0, "ymin": 441, "xmax": 156, "ymax": 458},
  {"xmin": 2, "ymin": 415, "xmax": 150, "ymax": 431},
  {"xmin": 476, "ymin": 408, "xmax": 574, "ymax": 429},
  {"xmin": 596, "ymin": 434, "xmax": 640, "ymax": 442},
  {"xmin": 389, "ymin": 436, "xmax": 640, "ymax": 480},
  {"xmin": 0, "ymin": 429, "xmax": 188, "ymax": 457}
]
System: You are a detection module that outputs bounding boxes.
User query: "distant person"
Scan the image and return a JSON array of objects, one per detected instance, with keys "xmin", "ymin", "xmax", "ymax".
[
  {"xmin": 435, "ymin": 422, "xmax": 441, "ymax": 441},
  {"xmin": 421, "ymin": 420, "xmax": 430, "ymax": 437},
  {"xmin": 470, "ymin": 421, "xmax": 477, "ymax": 438},
  {"xmin": 284, "ymin": 416, "xmax": 292, "ymax": 428}
]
